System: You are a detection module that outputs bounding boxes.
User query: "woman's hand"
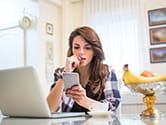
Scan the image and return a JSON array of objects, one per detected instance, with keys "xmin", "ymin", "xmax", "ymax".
[
  {"xmin": 64, "ymin": 55, "xmax": 80, "ymax": 72},
  {"xmin": 65, "ymin": 85, "xmax": 86, "ymax": 103},
  {"xmin": 65, "ymin": 85, "xmax": 91, "ymax": 109},
  {"xmin": 65, "ymin": 85, "xmax": 99, "ymax": 110}
]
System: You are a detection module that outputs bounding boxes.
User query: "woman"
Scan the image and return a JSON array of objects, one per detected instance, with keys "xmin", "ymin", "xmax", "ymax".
[{"xmin": 47, "ymin": 26, "xmax": 121, "ymax": 113}]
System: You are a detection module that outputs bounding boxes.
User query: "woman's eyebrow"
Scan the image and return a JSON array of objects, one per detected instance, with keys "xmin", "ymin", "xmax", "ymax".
[
  {"xmin": 73, "ymin": 43, "xmax": 91, "ymax": 46},
  {"xmin": 85, "ymin": 43, "xmax": 91, "ymax": 46},
  {"xmin": 73, "ymin": 43, "xmax": 80, "ymax": 46}
]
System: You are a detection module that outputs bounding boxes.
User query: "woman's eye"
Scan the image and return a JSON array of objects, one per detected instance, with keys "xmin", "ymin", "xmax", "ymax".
[
  {"xmin": 73, "ymin": 46, "xmax": 80, "ymax": 49},
  {"xmin": 85, "ymin": 47, "xmax": 92, "ymax": 50}
]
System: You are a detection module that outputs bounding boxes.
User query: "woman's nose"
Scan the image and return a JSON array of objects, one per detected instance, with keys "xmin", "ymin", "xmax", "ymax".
[{"xmin": 79, "ymin": 48, "xmax": 85, "ymax": 54}]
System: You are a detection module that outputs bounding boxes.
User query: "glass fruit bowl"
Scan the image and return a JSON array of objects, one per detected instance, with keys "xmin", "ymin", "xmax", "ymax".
[
  {"xmin": 126, "ymin": 81, "xmax": 166, "ymax": 96},
  {"xmin": 122, "ymin": 64, "xmax": 166, "ymax": 118}
]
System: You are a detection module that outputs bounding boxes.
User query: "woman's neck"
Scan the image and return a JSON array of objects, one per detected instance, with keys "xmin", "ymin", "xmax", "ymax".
[{"xmin": 77, "ymin": 64, "xmax": 90, "ymax": 88}]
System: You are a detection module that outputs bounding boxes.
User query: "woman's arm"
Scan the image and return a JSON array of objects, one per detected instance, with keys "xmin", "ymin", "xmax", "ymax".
[
  {"xmin": 47, "ymin": 68, "xmax": 65, "ymax": 112},
  {"xmin": 47, "ymin": 54, "xmax": 80, "ymax": 112},
  {"xmin": 47, "ymin": 79, "xmax": 64, "ymax": 112}
]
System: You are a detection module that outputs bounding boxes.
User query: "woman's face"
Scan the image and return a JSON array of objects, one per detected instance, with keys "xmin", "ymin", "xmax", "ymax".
[{"xmin": 72, "ymin": 35, "xmax": 94, "ymax": 67}]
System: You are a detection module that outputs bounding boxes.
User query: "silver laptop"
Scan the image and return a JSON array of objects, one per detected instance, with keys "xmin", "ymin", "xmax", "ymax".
[{"xmin": 0, "ymin": 66, "xmax": 86, "ymax": 118}]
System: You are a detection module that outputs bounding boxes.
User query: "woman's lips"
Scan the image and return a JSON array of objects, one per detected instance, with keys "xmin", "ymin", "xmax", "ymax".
[{"xmin": 79, "ymin": 57, "xmax": 86, "ymax": 63}]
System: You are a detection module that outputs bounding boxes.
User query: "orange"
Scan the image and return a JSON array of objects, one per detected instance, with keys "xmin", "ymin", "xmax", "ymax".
[{"xmin": 140, "ymin": 70, "xmax": 155, "ymax": 77}]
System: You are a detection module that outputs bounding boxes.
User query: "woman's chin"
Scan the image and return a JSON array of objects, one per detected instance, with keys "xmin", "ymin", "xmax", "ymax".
[{"xmin": 79, "ymin": 63, "xmax": 86, "ymax": 67}]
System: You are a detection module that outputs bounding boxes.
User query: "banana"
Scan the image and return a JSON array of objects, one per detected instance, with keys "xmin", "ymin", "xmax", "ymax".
[{"xmin": 122, "ymin": 64, "xmax": 166, "ymax": 84}]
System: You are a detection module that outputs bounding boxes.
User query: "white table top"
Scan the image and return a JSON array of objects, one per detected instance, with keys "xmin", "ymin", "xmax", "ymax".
[{"xmin": 0, "ymin": 113, "xmax": 166, "ymax": 125}]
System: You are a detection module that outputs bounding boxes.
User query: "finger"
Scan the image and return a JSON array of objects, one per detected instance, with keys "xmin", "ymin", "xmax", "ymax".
[
  {"xmin": 65, "ymin": 92, "xmax": 81, "ymax": 98},
  {"xmin": 71, "ymin": 84, "xmax": 84, "ymax": 89},
  {"xmin": 65, "ymin": 56, "xmax": 79, "ymax": 71},
  {"xmin": 70, "ymin": 85, "xmax": 79, "ymax": 89},
  {"xmin": 70, "ymin": 93, "xmax": 82, "ymax": 99},
  {"xmin": 66, "ymin": 88, "xmax": 84, "ymax": 96},
  {"xmin": 70, "ymin": 90, "xmax": 86, "ymax": 97},
  {"xmin": 70, "ymin": 85, "xmax": 81, "ymax": 90},
  {"xmin": 72, "ymin": 57, "xmax": 80, "ymax": 68},
  {"xmin": 70, "ymin": 89, "xmax": 85, "ymax": 95}
]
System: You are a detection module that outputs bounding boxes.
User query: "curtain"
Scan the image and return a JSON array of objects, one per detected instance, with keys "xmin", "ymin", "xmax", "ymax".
[{"xmin": 83, "ymin": 0, "xmax": 149, "ymax": 75}]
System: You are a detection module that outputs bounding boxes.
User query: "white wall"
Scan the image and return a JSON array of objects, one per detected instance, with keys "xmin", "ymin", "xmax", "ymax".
[
  {"xmin": 0, "ymin": 0, "xmax": 38, "ymax": 69},
  {"xmin": 0, "ymin": 0, "xmax": 63, "ymax": 92},
  {"xmin": 145, "ymin": 0, "xmax": 166, "ymax": 74},
  {"xmin": 38, "ymin": 0, "xmax": 62, "ymax": 88},
  {"xmin": 61, "ymin": 0, "xmax": 83, "ymax": 64}
]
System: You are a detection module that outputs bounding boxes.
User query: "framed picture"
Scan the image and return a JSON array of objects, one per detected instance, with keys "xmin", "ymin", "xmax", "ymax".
[
  {"xmin": 148, "ymin": 8, "xmax": 166, "ymax": 26},
  {"xmin": 46, "ymin": 23, "xmax": 53, "ymax": 35},
  {"xmin": 150, "ymin": 27, "xmax": 166, "ymax": 45},
  {"xmin": 150, "ymin": 47, "xmax": 166, "ymax": 63}
]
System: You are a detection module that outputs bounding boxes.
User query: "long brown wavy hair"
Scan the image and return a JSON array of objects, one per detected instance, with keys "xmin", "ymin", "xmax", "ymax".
[{"xmin": 67, "ymin": 26, "xmax": 109, "ymax": 99}]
